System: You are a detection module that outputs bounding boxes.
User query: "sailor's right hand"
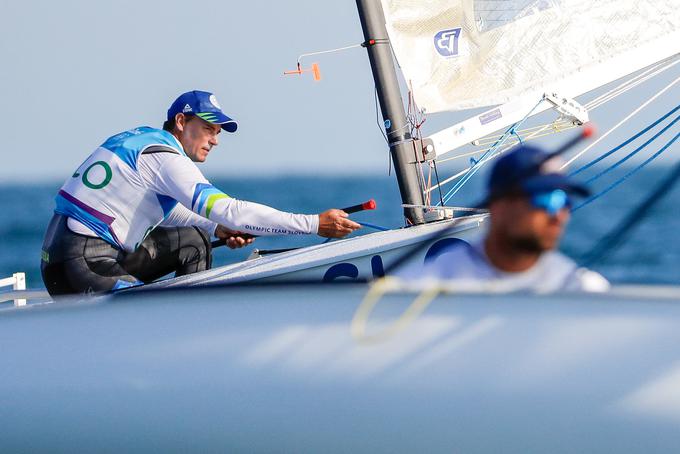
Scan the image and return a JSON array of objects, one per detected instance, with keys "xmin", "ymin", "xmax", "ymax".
[
  {"xmin": 317, "ymin": 209, "xmax": 361, "ymax": 238},
  {"xmin": 215, "ymin": 225, "xmax": 255, "ymax": 249}
]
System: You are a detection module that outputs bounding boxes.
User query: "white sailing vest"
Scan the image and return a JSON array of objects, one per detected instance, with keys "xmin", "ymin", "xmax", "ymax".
[{"xmin": 55, "ymin": 127, "xmax": 183, "ymax": 251}]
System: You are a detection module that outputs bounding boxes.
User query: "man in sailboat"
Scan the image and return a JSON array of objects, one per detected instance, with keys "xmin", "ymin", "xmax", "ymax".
[
  {"xmin": 423, "ymin": 145, "xmax": 609, "ymax": 293},
  {"xmin": 40, "ymin": 90, "xmax": 361, "ymax": 296}
]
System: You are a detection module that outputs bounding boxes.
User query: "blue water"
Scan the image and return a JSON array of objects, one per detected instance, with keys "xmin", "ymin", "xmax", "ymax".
[{"xmin": 2, "ymin": 170, "xmax": 680, "ymax": 289}]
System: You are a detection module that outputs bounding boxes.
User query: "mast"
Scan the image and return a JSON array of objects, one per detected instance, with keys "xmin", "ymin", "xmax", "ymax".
[{"xmin": 355, "ymin": 0, "xmax": 425, "ymax": 225}]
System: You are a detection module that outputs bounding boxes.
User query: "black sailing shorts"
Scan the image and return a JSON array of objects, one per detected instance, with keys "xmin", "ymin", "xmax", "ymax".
[{"xmin": 40, "ymin": 214, "xmax": 212, "ymax": 296}]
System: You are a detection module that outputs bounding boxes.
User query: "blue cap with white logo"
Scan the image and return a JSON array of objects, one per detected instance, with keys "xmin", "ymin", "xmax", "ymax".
[
  {"xmin": 479, "ymin": 145, "xmax": 589, "ymax": 206},
  {"xmin": 167, "ymin": 90, "xmax": 238, "ymax": 133}
]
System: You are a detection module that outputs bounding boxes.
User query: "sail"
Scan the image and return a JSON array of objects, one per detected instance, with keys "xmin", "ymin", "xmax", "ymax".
[{"xmin": 381, "ymin": 0, "xmax": 680, "ymax": 113}]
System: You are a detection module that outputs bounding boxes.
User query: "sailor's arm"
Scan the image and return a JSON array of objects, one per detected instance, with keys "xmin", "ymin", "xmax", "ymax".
[
  {"xmin": 159, "ymin": 189, "xmax": 253, "ymax": 249},
  {"xmin": 196, "ymin": 191, "xmax": 319, "ymax": 236},
  {"xmin": 149, "ymin": 154, "xmax": 359, "ymax": 237},
  {"xmin": 161, "ymin": 203, "xmax": 217, "ymax": 233}
]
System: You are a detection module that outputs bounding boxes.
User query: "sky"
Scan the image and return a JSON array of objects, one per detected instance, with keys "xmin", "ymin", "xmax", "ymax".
[{"xmin": 1, "ymin": 0, "xmax": 678, "ymax": 183}]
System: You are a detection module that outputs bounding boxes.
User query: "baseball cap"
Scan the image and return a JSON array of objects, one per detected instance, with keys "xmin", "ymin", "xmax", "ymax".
[
  {"xmin": 479, "ymin": 145, "xmax": 589, "ymax": 206},
  {"xmin": 167, "ymin": 90, "xmax": 238, "ymax": 132}
]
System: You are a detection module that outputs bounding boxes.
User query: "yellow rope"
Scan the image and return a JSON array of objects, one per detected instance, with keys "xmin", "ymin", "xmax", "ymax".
[
  {"xmin": 473, "ymin": 121, "xmax": 574, "ymax": 147},
  {"xmin": 436, "ymin": 121, "xmax": 576, "ymax": 164},
  {"xmin": 350, "ymin": 277, "xmax": 442, "ymax": 344}
]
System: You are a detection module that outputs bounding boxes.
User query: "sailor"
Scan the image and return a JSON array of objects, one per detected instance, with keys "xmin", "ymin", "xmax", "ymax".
[
  {"xmin": 41, "ymin": 90, "xmax": 361, "ymax": 295},
  {"xmin": 423, "ymin": 145, "xmax": 609, "ymax": 293}
]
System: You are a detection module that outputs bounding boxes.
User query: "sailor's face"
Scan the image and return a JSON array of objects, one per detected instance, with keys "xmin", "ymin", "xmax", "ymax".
[
  {"xmin": 176, "ymin": 115, "xmax": 221, "ymax": 162},
  {"xmin": 492, "ymin": 195, "xmax": 570, "ymax": 252}
]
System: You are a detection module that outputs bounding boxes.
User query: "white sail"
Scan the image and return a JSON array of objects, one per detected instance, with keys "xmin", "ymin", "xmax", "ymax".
[{"xmin": 381, "ymin": 0, "xmax": 680, "ymax": 113}]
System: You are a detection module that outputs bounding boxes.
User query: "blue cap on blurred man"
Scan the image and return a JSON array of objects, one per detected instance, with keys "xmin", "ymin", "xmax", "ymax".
[{"xmin": 480, "ymin": 145, "xmax": 589, "ymax": 206}]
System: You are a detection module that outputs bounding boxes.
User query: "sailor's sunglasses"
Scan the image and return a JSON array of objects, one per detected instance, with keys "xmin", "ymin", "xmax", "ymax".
[{"xmin": 530, "ymin": 189, "xmax": 571, "ymax": 215}]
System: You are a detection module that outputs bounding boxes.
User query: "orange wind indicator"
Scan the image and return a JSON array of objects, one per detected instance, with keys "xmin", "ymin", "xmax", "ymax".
[{"xmin": 284, "ymin": 62, "xmax": 322, "ymax": 82}]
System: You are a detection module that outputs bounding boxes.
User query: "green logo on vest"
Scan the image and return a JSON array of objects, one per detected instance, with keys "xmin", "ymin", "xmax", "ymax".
[{"xmin": 82, "ymin": 161, "xmax": 112, "ymax": 190}]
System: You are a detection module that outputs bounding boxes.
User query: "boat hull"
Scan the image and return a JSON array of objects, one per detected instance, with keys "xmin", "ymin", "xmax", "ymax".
[
  {"xmin": 144, "ymin": 215, "xmax": 486, "ymax": 289},
  {"xmin": 2, "ymin": 284, "xmax": 680, "ymax": 452}
]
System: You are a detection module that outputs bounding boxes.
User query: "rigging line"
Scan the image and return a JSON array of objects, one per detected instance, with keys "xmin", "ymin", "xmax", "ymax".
[
  {"xmin": 590, "ymin": 55, "xmax": 680, "ymax": 108},
  {"xmin": 432, "ymin": 160, "xmax": 445, "ymax": 207},
  {"xmin": 472, "ymin": 124, "xmax": 576, "ymax": 149},
  {"xmin": 427, "ymin": 166, "xmax": 473, "ymax": 195},
  {"xmin": 321, "ymin": 221, "xmax": 391, "ymax": 243},
  {"xmin": 570, "ymin": 105, "xmax": 680, "ymax": 177},
  {"xmin": 583, "ymin": 115, "xmax": 680, "ymax": 185},
  {"xmin": 415, "ymin": 149, "xmax": 428, "ymax": 197},
  {"xmin": 405, "ymin": 85, "xmax": 428, "ymax": 197},
  {"xmin": 472, "ymin": 122, "xmax": 570, "ymax": 148},
  {"xmin": 430, "ymin": 116, "xmax": 553, "ymax": 197},
  {"xmin": 440, "ymin": 97, "xmax": 546, "ymax": 203},
  {"xmin": 359, "ymin": 221, "xmax": 390, "ymax": 232},
  {"xmin": 472, "ymin": 120, "xmax": 573, "ymax": 147},
  {"xmin": 585, "ymin": 56, "xmax": 680, "ymax": 110},
  {"xmin": 587, "ymin": 71, "xmax": 663, "ymax": 111},
  {"xmin": 587, "ymin": 69, "xmax": 674, "ymax": 112},
  {"xmin": 580, "ymin": 151, "xmax": 680, "ymax": 267},
  {"xmin": 435, "ymin": 149, "xmax": 485, "ymax": 164},
  {"xmin": 432, "ymin": 56, "xmax": 680, "ymax": 176},
  {"xmin": 374, "ymin": 87, "xmax": 392, "ymax": 175},
  {"xmin": 432, "ymin": 63, "xmax": 675, "ymax": 193},
  {"xmin": 439, "ymin": 121, "xmax": 526, "ymax": 204},
  {"xmin": 403, "ymin": 204, "xmax": 487, "ymax": 213},
  {"xmin": 296, "ymin": 43, "xmax": 364, "ymax": 64},
  {"xmin": 388, "ymin": 121, "xmax": 412, "ymax": 138},
  {"xmin": 573, "ymin": 131, "xmax": 680, "ymax": 212},
  {"xmin": 424, "ymin": 166, "xmax": 432, "ymax": 206},
  {"xmin": 423, "ymin": 160, "xmax": 435, "ymax": 206},
  {"xmin": 374, "ymin": 88, "xmax": 388, "ymax": 144},
  {"xmin": 561, "ymin": 74, "xmax": 680, "ymax": 170},
  {"xmin": 471, "ymin": 127, "xmax": 578, "ymax": 152}
]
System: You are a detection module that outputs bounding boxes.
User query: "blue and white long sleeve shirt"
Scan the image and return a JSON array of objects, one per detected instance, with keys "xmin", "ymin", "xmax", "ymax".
[{"xmin": 55, "ymin": 126, "xmax": 318, "ymax": 251}]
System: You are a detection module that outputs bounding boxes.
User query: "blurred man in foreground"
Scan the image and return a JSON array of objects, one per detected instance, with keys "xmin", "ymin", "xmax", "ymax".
[{"xmin": 424, "ymin": 145, "xmax": 609, "ymax": 293}]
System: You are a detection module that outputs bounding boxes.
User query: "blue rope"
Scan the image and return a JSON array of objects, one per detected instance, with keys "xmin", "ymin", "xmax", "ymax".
[
  {"xmin": 512, "ymin": 128, "xmax": 523, "ymax": 145},
  {"xmin": 358, "ymin": 221, "xmax": 389, "ymax": 232},
  {"xmin": 580, "ymin": 152, "xmax": 680, "ymax": 267},
  {"xmin": 440, "ymin": 127, "xmax": 518, "ymax": 204},
  {"xmin": 439, "ymin": 99, "xmax": 545, "ymax": 206},
  {"xmin": 573, "ymin": 131, "xmax": 680, "ymax": 212},
  {"xmin": 439, "ymin": 141, "xmax": 504, "ymax": 205},
  {"xmin": 583, "ymin": 114, "xmax": 680, "ymax": 184},
  {"xmin": 570, "ymin": 104, "xmax": 680, "ymax": 177}
]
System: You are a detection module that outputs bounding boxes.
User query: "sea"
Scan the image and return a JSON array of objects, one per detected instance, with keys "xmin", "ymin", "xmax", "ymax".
[{"xmin": 2, "ymin": 169, "xmax": 679, "ymax": 290}]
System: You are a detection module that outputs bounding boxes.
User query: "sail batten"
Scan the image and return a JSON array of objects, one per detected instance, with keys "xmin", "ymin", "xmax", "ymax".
[{"xmin": 381, "ymin": 0, "xmax": 680, "ymax": 113}]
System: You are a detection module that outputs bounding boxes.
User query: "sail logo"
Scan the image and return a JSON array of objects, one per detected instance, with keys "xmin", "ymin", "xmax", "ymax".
[{"xmin": 434, "ymin": 28, "xmax": 462, "ymax": 57}]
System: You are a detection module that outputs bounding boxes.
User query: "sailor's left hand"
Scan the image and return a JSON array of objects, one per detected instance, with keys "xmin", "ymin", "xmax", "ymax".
[{"xmin": 215, "ymin": 225, "xmax": 255, "ymax": 249}]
